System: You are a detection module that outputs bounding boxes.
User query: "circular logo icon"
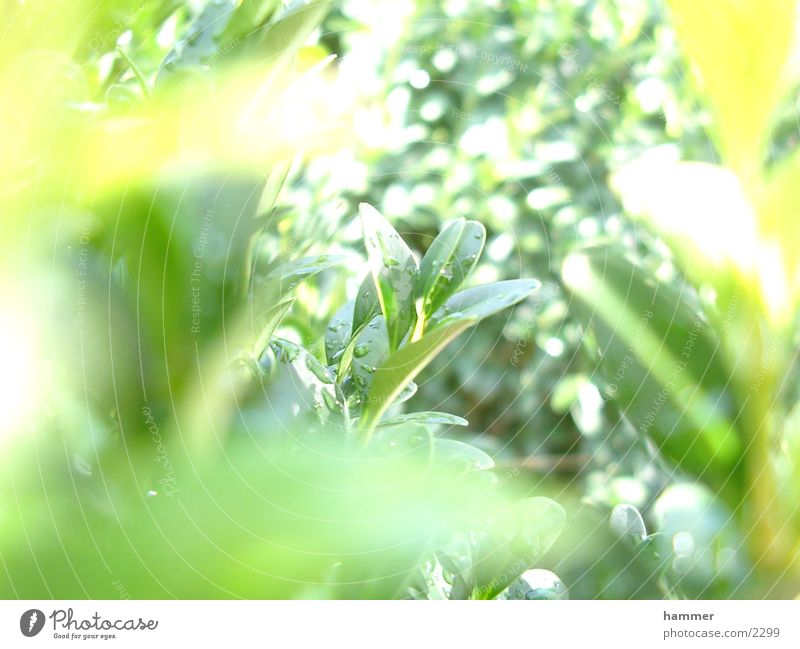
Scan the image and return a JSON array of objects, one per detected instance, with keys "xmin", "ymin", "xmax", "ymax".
[{"xmin": 20, "ymin": 609, "xmax": 45, "ymax": 637}]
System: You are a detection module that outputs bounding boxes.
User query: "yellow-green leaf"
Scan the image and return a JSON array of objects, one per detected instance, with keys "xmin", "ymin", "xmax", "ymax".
[{"xmin": 668, "ymin": 0, "xmax": 796, "ymax": 173}]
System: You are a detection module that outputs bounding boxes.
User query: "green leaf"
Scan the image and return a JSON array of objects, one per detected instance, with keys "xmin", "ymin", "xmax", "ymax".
[
  {"xmin": 428, "ymin": 279, "xmax": 540, "ymax": 329},
  {"xmin": 254, "ymin": 0, "xmax": 331, "ymax": 65},
  {"xmin": 369, "ymin": 423, "xmax": 434, "ymax": 464},
  {"xmin": 432, "ymin": 438, "xmax": 494, "ymax": 471},
  {"xmin": 379, "ymin": 412, "xmax": 469, "ymax": 428},
  {"xmin": 157, "ymin": 0, "xmax": 237, "ymax": 82},
  {"xmin": 352, "ymin": 272, "xmax": 381, "ymax": 337},
  {"xmin": 250, "ymin": 254, "xmax": 345, "ymax": 353},
  {"xmin": 218, "ymin": 0, "xmax": 281, "ymax": 47},
  {"xmin": 351, "ymin": 316, "xmax": 391, "ymax": 397},
  {"xmin": 329, "ymin": 275, "xmax": 382, "ymax": 381},
  {"xmin": 360, "ymin": 203, "xmax": 419, "ymax": 351},
  {"xmin": 503, "ymin": 569, "xmax": 568, "ymax": 600},
  {"xmin": 609, "ymin": 503, "xmax": 647, "ymax": 545},
  {"xmin": 256, "ymin": 161, "xmax": 293, "ymax": 220},
  {"xmin": 360, "ymin": 318, "xmax": 477, "ymax": 437},
  {"xmin": 269, "ymin": 338, "xmax": 342, "ymax": 416},
  {"xmin": 394, "ymin": 381, "xmax": 418, "ymax": 406},
  {"xmin": 513, "ymin": 497, "xmax": 566, "ymax": 560},
  {"xmin": 325, "ymin": 300, "xmax": 354, "ymax": 366},
  {"xmin": 562, "ymin": 247, "xmax": 742, "ymax": 490},
  {"xmin": 418, "ymin": 218, "xmax": 486, "ymax": 319}
]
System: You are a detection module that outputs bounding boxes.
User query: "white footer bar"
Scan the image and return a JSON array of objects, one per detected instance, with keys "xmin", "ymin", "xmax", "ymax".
[{"xmin": 1, "ymin": 600, "xmax": 798, "ymax": 648}]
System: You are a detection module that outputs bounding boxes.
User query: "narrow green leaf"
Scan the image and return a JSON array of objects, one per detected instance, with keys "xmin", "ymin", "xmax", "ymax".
[
  {"xmin": 330, "ymin": 275, "xmax": 381, "ymax": 381},
  {"xmin": 379, "ymin": 412, "xmax": 469, "ymax": 428},
  {"xmin": 418, "ymin": 218, "xmax": 486, "ymax": 319},
  {"xmin": 428, "ymin": 279, "xmax": 540, "ymax": 329},
  {"xmin": 360, "ymin": 318, "xmax": 477, "ymax": 437},
  {"xmin": 219, "ymin": 0, "xmax": 281, "ymax": 46},
  {"xmin": 352, "ymin": 272, "xmax": 381, "ymax": 336},
  {"xmin": 360, "ymin": 203, "xmax": 419, "ymax": 350},
  {"xmin": 256, "ymin": 160, "xmax": 292, "ymax": 219}
]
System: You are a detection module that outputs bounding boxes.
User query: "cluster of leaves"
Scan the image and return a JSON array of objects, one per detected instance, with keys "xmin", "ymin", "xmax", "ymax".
[
  {"xmin": 243, "ymin": 204, "xmax": 572, "ymax": 599},
  {"xmin": 261, "ymin": 204, "xmax": 538, "ymax": 437}
]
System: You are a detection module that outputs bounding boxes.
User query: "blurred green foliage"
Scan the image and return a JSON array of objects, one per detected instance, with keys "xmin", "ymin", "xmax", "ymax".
[{"xmin": 1, "ymin": 0, "xmax": 800, "ymax": 600}]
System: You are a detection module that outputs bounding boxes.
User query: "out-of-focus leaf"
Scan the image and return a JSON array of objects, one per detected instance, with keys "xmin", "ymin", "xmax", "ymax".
[
  {"xmin": 432, "ymin": 438, "xmax": 494, "ymax": 471},
  {"xmin": 251, "ymin": 254, "xmax": 345, "ymax": 352},
  {"xmin": 562, "ymin": 247, "xmax": 742, "ymax": 491},
  {"xmin": 254, "ymin": 0, "xmax": 331, "ymax": 67},
  {"xmin": 472, "ymin": 497, "xmax": 566, "ymax": 599},
  {"xmin": 653, "ymin": 482, "xmax": 749, "ymax": 597},
  {"xmin": 667, "ymin": 0, "xmax": 796, "ymax": 172},
  {"xmin": 428, "ymin": 279, "xmax": 540, "ymax": 329},
  {"xmin": 755, "ymin": 150, "xmax": 800, "ymax": 326},
  {"xmin": 370, "ymin": 423, "xmax": 433, "ymax": 464},
  {"xmin": 501, "ymin": 569, "xmax": 569, "ymax": 600},
  {"xmin": 418, "ymin": 218, "xmax": 486, "ymax": 319},
  {"xmin": 514, "ymin": 497, "xmax": 567, "ymax": 560},
  {"xmin": 612, "ymin": 156, "xmax": 756, "ymax": 282},
  {"xmin": 609, "ymin": 503, "xmax": 647, "ymax": 544},
  {"xmin": 359, "ymin": 203, "xmax": 419, "ymax": 351},
  {"xmin": 218, "ymin": 0, "xmax": 282, "ymax": 48},
  {"xmin": 256, "ymin": 160, "xmax": 293, "ymax": 219}
]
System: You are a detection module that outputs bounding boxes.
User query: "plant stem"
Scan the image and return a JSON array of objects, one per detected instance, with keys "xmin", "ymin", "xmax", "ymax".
[{"xmin": 116, "ymin": 46, "xmax": 151, "ymax": 99}]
